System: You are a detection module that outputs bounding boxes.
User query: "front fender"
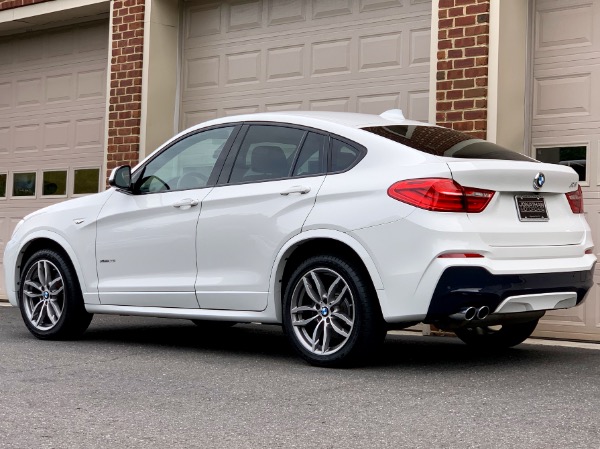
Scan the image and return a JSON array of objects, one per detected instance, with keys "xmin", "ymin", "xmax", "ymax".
[{"xmin": 12, "ymin": 230, "xmax": 99, "ymax": 305}]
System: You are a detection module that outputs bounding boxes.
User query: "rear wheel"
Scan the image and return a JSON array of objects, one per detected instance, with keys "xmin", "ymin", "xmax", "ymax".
[
  {"xmin": 19, "ymin": 249, "xmax": 93, "ymax": 340},
  {"xmin": 282, "ymin": 255, "xmax": 385, "ymax": 367},
  {"xmin": 454, "ymin": 319, "xmax": 539, "ymax": 349}
]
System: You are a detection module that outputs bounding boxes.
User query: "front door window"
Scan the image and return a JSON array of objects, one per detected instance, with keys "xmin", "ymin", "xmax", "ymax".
[{"xmin": 137, "ymin": 126, "xmax": 235, "ymax": 193}]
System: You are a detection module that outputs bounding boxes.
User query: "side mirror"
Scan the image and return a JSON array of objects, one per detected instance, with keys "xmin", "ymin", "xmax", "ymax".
[{"xmin": 108, "ymin": 165, "xmax": 132, "ymax": 190}]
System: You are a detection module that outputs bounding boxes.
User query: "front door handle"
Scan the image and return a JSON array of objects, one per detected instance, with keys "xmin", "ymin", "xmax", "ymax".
[
  {"xmin": 280, "ymin": 185, "xmax": 311, "ymax": 196},
  {"xmin": 172, "ymin": 198, "xmax": 199, "ymax": 208}
]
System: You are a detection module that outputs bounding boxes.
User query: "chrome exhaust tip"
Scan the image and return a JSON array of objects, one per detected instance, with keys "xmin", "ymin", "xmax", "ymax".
[
  {"xmin": 476, "ymin": 306, "xmax": 490, "ymax": 320},
  {"xmin": 464, "ymin": 306, "xmax": 477, "ymax": 321},
  {"xmin": 449, "ymin": 307, "xmax": 477, "ymax": 321}
]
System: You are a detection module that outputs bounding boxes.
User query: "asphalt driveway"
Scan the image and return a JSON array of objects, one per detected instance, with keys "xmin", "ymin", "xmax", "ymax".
[{"xmin": 0, "ymin": 305, "xmax": 599, "ymax": 448}]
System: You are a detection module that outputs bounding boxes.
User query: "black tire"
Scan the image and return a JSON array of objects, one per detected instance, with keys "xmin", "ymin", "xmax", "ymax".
[
  {"xmin": 191, "ymin": 320, "xmax": 237, "ymax": 330},
  {"xmin": 18, "ymin": 249, "xmax": 93, "ymax": 340},
  {"xmin": 454, "ymin": 319, "xmax": 539, "ymax": 349},
  {"xmin": 282, "ymin": 255, "xmax": 385, "ymax": 367}
]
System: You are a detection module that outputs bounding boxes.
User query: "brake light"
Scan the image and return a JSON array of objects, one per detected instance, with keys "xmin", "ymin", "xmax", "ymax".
[
  {"xmin": 566, "ymin": 185, "xmax": 584, "ymax": 214},
  {"xmin": 387, "ymin": 178, "xmax": 495, "ymax": 213}
]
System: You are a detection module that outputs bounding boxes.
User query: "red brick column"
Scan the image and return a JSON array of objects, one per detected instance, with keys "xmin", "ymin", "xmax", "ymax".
[
  {"xmin": 106, "ymin": 0, "xmax": 145, "ymax": 175},
  {"xmin": 0, "ymin": 0, "xmax": 51, "ymax": 10},
  {"xmin": 436, "ymin": 0, "xmax": 490, "ymax": 139}
]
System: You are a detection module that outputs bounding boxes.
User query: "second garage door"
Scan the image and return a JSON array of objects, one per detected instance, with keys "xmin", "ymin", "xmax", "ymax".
[
  {"xmin": 180, "ymin": 0, "xmax": 432, "ymax": 130},
  {"xmin": 0, "ymin": 21, "xmax": 108, "ymax": 298},
  {"xmin": 531, "ymin": 0, "xmax": 600, "ymax": 341}
]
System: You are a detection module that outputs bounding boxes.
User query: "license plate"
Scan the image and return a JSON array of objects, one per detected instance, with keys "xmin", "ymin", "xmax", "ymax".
[{"xmin": 515, "ymin": 195, "xmax": 549, "ymax": 222}]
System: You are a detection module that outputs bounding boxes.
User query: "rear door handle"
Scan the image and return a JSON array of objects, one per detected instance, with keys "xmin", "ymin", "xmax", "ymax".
[
  {"xmin": 280, "ymin": 186, "xmax": 311, "ymax": 196},
  {"xmin": 172, "ymin": 198, "xmax": 199, "ymax": 208}
]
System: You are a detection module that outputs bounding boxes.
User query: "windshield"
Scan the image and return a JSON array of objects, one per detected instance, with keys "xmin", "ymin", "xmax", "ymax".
[{"xmin": 362, "ymin": 125, "xmax": 537, "ymax": 162}]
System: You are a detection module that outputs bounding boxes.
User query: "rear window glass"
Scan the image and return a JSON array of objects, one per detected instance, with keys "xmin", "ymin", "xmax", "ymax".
[
  {"xmin": 331, "ymin": 139, "xmax": 362, "ymax": 172},
  {"xmin": 362, "ymin": 125, "xmax": 536, "ymax": 162}
]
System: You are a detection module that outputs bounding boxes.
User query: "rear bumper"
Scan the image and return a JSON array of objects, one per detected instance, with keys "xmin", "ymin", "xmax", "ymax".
[{"xmin": 424, "ymin": 266, "xmax": 594, "ymax": 323}]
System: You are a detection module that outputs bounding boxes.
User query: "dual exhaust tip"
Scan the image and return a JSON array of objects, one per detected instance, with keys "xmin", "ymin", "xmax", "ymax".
[{"xmin": 450, "ymin": 306, "xmax": 490, "ymax": 321}]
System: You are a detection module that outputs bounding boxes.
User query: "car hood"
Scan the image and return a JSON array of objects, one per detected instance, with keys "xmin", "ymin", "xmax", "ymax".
[{"xmin": 23, "ymin": 189, "xmax": 115, "ymax": 222}]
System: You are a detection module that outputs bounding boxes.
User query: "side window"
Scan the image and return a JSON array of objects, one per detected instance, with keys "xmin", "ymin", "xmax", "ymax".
[
  {"xmin": 229, "ymin": 125, "xmax": 305, "ymax": 184},
  {"xmin": 137, "ymin": 126, "xmax": 234, "ymax": 193},
  {"xmin": 536, "ymin": 146, "xmax": 587, "ymax": 182},
  {"xmin": 331, "ymin": 138, "xmax": 361, "ymax": 172},
  {"xmin": 292, "ymin": 132, "xmax": 327, "ymax": 177},
  {"xmin": 0, "ymin": 173, "xmax": 6, "ymax": 198}
]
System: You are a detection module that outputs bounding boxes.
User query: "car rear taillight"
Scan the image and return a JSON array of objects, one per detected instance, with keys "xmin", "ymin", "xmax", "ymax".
[
  {"xmin": 387, "ymin": 178, "xmax": 495, "ymax": 213},
  {"xmin": 566, "ymin": 185, "xmax": 584, "ymax": 214}
]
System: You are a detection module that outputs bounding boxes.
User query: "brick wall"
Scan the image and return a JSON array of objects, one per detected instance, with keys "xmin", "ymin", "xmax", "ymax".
[
  {"xmin": 0, "ymin": 0, "xmax": 51, "ymax": 10},
  {"xmin": 436, "ymin": 0, "xmax": 490, "ymax": 139},
  {"xmin": 106, "ymin": 0, "xmax": 145, "ymax": 174}
]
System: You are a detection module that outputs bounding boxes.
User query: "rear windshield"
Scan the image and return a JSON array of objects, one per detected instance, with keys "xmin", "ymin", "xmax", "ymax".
[{"xmin": 362, "ymin": 125, "xmax": 536, "ymax": 162}]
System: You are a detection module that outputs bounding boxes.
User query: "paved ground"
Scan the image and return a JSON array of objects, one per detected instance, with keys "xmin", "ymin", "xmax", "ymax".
[{"xmin": 1, "ymin": 305, "xmax": 599, "ymax": 449}]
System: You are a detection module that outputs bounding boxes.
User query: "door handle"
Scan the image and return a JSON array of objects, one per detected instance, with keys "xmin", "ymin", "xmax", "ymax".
[
  {"xmin": 172, "ymin": 198, "xmax": 199, "ymax": 208},
  {"xmin": 280, "ymin": 185, "xmax": 311, "ymax": 196}
]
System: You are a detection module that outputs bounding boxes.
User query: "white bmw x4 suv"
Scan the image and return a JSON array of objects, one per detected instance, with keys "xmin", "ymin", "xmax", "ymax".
[{"xmin": 4, "ymin": 110, "xmax": 596, "ymax": 366}]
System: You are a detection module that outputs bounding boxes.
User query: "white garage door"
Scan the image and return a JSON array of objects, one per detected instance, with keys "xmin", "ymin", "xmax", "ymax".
[
  {"xmin": 0, "ymin": 21, "xmax": 108, "ymax": 299},
  {"xmin": 531, "ymin": 0, "xmax": 600, "ymax": 340},
  {"xmin": 180, "ymin": 0, "xmax": 432, "ymax": 130}
]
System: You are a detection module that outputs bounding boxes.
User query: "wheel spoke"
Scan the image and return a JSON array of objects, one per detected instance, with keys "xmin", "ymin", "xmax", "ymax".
[
  {"xmin": 332, "ymin": 311, "xmax": 353, "ymax": 327},
  {"xmin": 302, "ymin": 277, "xmax": 320, "ymax": 305},
  {"xmin": 24, "ymin": 290, "xmax": 43, "ymax": 298},
  {"xmin": 321, "ymin": 323, "xmax": 330, "ymax": 354},
  {"xmin": 46, "ymin": 303, "xmax": 58, "ymax": 324},
  {"xmin": 328, "ymin": 285, "xmax": 348, "ymax": 307},
  {"xmin": 311, "ymin": 320, "xmax": 323, "ymax": 352},
  {"xmin": 49, "ymin": 300, "xmax": 62, "ymax": 320},
  {"xmin": 330, "ymin": 319, "xmax": 350, "ymax": 338},
  {"xmin": 25, "ymin": 280, "xmax": 43, "ymax": 292},
  {"xmin": 50, "ymin": 286, "xmax": 64, "ymax": 296},
  {"xmin": 310, "ymin": 271, "xmax": 326, "ymax": 300},
  {"xmin": 35, "ymin": 303, "xmax": 47, "ymax": 326},
  {"xmin": 291, "ymin": 305, "xmax": 318, "ymax": 314},
  {"xmin": 293, "ymin": 314, "xmax": 319, "ymax": 327},
  {"xmin": 37, "ymin": 262, "xmax": 46, "ymax": 287},
  {"xmin": 326, "ymin": 276, "xmax": 342, "ymax": 304},
  {"xmin": 43, "ymin": 261, "xmax": 52, "ymax": 286},
  {"xmin": 48, "ymin": 276, "xmax": 62, "ymax": 289},
  {"xmin": 28, "ymin": 299, "xmax": 43, "ymax": 320}
]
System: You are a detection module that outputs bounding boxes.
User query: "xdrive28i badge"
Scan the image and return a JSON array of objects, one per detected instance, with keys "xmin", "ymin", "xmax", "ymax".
[{"xmin": 533, "ymin": 172, "xmax": 546, "ymax": 190}]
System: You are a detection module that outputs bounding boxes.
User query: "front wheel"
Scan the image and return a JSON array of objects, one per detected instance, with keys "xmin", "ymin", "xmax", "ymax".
[
  {"xmin": 454, "ymin": 319, "xmax": 539, "ymax": 349},
  {"xmin": 282, "ymin": 255, "xmax": 385, "ymax": 367},
  {"xmin": 19, "ymin": 249, "xmax": 93, "ymax": 340}
]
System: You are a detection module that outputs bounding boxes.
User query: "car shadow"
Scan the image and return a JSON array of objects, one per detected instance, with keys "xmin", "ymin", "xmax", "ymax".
[{"xmin": 74, "ymin": 316, "xmax": 595, "ymax": 370}]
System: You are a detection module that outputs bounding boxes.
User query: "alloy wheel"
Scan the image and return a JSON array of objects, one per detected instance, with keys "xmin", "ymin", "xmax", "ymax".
[
  {"xmin": 290, "ymin": 267, "xmax": 355, "ymax": 356},
  {"xmin": 22, "ymin": 259, "xmax": 65, "ymax": 331}
]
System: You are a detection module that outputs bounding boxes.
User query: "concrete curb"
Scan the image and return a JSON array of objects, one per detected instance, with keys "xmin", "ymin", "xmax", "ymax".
[{"xmin": 388, "ymin": 330, "xmax": 600, "ymax": 350}]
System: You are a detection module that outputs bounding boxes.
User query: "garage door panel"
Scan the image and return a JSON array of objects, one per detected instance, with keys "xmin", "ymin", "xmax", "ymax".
[
  {"xmin": 181, "ymin": 76, "xmax": 428, "ymax": 126},
  {"xmin": 0, "ymin": 69, "xmax": 107, "ymax": 114},
  {"xmin": 535, "ymin": 0, "xmax": 600, "ymax": 58},
  {"xmin": 183, "ymin": 0, "xmax": 430, "ymax": 47},
  {"xmin": 181, "ymin": 16, "xmax": 430, "ymax": 97},
  {"xmin": 533, "ymin": 66, "xmax": 599, "ymax": 122}
]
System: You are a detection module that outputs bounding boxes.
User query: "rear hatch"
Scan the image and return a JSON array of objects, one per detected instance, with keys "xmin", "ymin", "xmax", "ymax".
[
  {"xmin": 361, "ymin": 123, "xmax": 585, "ymax": 248},
  {"xmin": 447, "ymin": 160, "xmax": 583, "ymax": 247}
]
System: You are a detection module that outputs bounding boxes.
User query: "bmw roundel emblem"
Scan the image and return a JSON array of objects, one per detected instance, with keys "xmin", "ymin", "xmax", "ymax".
[{"xmin": 533, "ymin": 172, "xmax": 546, "ymax": 190}]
